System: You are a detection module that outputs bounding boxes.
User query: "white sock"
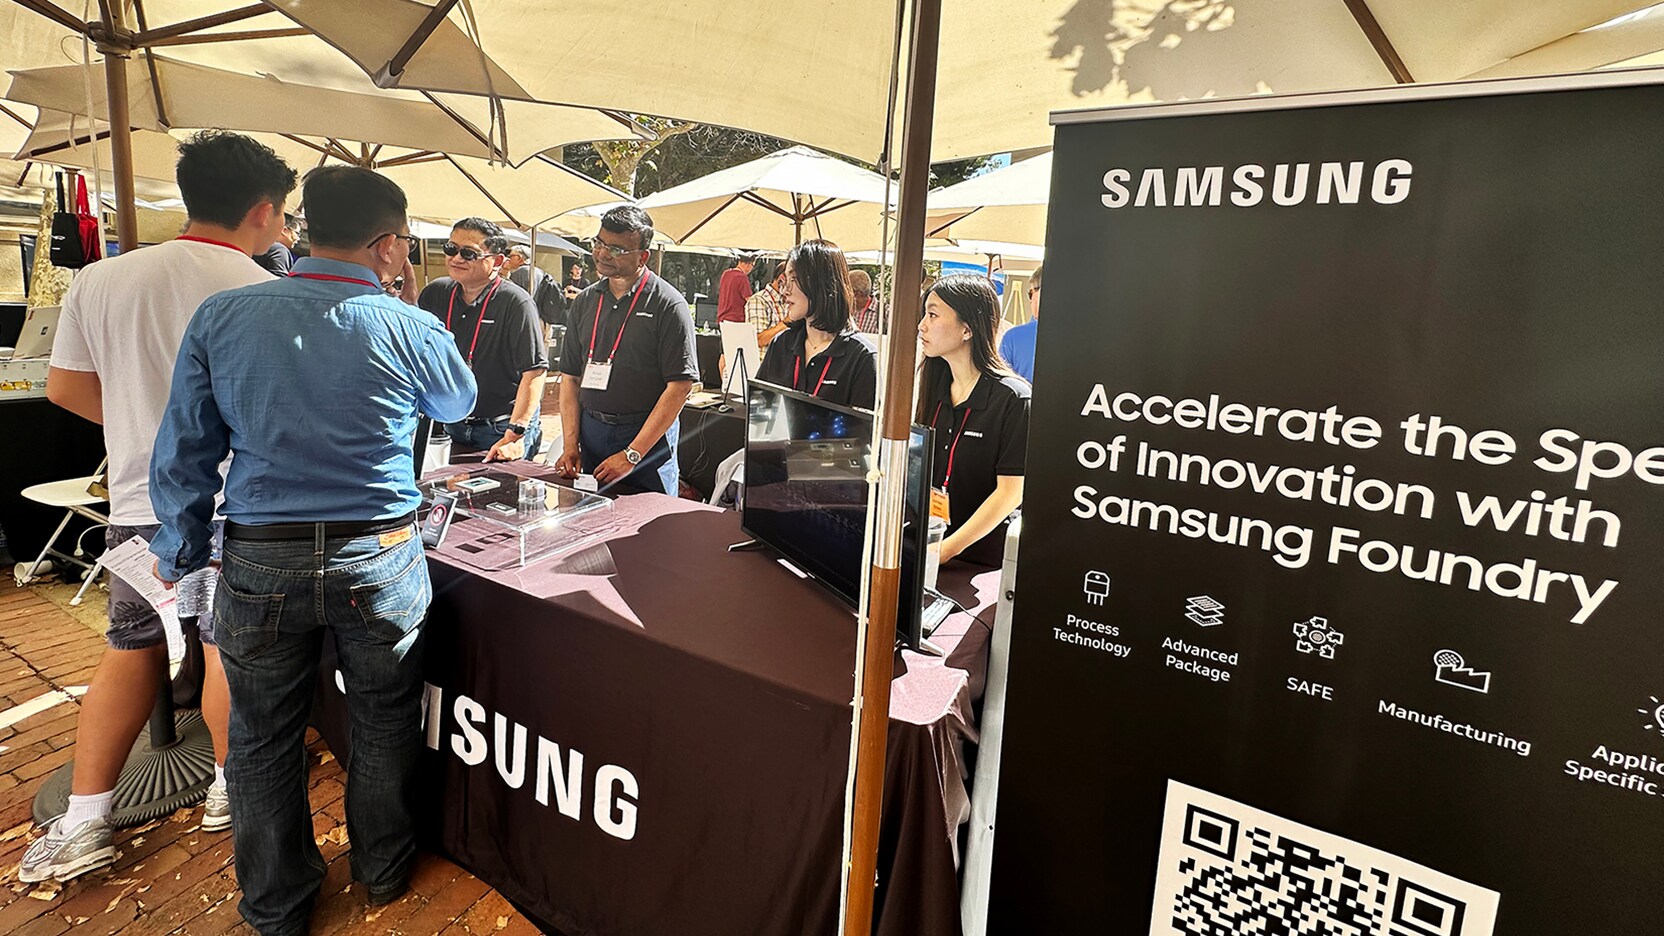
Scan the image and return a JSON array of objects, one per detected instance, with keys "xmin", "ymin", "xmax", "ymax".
[
  {"xmin": 213, "ymin": 764, "xmax": 226, "ymax": 789},
  {"xmin": 63, "ymin": 791, "xmax": 114, "ymax": 831}
]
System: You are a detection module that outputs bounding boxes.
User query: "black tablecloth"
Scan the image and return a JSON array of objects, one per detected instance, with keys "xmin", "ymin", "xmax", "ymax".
[
  {"xmin": 0, "ymin": 399, "xmax": 105, "ymax": 559},
  {"xmin": 314, "ymin": 477, "xmax": 995, "ymax": 936}
]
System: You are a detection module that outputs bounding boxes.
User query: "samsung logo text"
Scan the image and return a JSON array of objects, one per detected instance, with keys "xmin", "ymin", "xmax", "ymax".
[{"xmin": 1101, "ymin": 160, "xmax": 1412, "ymax": 209}]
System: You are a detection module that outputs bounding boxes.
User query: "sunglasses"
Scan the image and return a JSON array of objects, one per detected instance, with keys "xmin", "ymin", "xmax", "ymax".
[{"xmin": 443, "ymin": 242, "xmax": 499, "ymax": 262}]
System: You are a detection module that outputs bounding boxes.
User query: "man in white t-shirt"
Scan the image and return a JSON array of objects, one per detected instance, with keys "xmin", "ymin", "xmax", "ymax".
[{"xmin": 22, "ymin": 131, "xmax": 296, "ymax": 884}]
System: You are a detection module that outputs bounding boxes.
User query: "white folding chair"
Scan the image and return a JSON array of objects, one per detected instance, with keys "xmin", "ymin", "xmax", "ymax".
[{"xmin": 16, "ymin": 458, "xmax": 109, "ymax": 592}]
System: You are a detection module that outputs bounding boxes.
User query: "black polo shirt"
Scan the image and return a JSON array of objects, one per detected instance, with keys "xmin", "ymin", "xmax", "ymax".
[
  {"xmin": 755, "ymin": 323, "xmax": 879, "ymax": 410},
  {"xmin": 418, "ymin": 276, "xmax": 547, "ymax": 421},
  {"xmin": 559, "ymin": 271, "xmax": 698, "ymax": 416},
  {"xmin": 918, "ymin": 366, "xmax": 1032, "ymax": 567}
]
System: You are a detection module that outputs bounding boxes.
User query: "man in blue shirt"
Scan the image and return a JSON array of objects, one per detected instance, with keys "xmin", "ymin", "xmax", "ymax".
[
  {"xmin": 149, "ymin": 166, "xmax": 475, "ymax": 935},
  {"xmin": 998, "ymin": 263, "xmax": 1042, "ymax": 384}
]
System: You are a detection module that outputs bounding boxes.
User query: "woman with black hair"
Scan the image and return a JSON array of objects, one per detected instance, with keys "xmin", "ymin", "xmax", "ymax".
[
  {"xmin": 917, "ymin": 273, "xmax": 1031, "ymax": 567},
  {"xmin": 754, "ymin": 239, "xmax": 879, "ymax": 410}
]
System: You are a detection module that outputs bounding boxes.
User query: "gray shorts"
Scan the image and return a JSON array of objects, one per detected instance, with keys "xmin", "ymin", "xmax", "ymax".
[{"xmin": 105, "ymin": 523, "xmax": 222, "ymax": 651}]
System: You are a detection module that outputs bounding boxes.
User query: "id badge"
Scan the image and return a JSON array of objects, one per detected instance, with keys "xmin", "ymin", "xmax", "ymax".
[
  {"xmin": 929, "ymin": 486, "xmax": 952, "ymax": 524},
  {"xmin": 582, "ymin": 361, "xmax": 613, "ymax": 390}
]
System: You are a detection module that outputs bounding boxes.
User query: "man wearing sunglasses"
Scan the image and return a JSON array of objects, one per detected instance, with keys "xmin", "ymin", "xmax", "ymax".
[
  {"xmin": 555, "ymin": 206, "xmax": 698, "ymax": 494},
  {"xmin": 417, "ymin": 218, "xmax": 547, "ymax": 462}
]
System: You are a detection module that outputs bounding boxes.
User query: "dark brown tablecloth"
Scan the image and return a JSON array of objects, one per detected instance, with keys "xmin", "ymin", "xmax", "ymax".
[{"xmin": 315, "ymin": 477, "xmax": 996, "ymax": 936}]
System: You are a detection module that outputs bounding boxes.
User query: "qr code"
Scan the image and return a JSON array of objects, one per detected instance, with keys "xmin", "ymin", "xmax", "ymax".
[{"xmin": 1151, "ymin": 782, "xmax": 1499, "ymax": 936}]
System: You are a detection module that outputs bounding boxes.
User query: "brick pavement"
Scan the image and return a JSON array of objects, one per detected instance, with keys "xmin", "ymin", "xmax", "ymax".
[{"xmin": 0, "ymin": 577, "xmax": 544, "ymax": 936}]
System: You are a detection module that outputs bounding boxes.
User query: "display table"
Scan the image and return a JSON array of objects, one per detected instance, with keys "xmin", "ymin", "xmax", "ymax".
[{"xmin": 313, "ymin": 474, "xmax": 996, "ymax": 936}]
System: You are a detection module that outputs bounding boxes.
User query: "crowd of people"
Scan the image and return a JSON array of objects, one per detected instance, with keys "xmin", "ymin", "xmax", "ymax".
[{"xmin": 17, "ymin": 127, "xmax": 1038, "ymax": 935}]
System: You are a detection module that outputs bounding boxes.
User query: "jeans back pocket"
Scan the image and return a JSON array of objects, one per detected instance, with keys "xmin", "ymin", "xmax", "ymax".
[
  {"xmin": 213, "ymin": 574, "xmax": 285, "ymax": 661},
  {"xmin": 349, "ymin": 540, "xmax": 432, "ymax": 645}
]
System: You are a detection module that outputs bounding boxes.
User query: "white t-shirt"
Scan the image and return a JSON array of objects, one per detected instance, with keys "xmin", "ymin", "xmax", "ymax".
[{"xmin": 50, "ymin": 239, "xmax": 272, "ymax": 525}]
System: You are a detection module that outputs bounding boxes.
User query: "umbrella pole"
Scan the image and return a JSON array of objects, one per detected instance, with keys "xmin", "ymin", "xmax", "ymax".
[
  {"xmin": 842, "ymin": 0, "xmax": 942, "ymax": 931},
  {"xmin": 95, "ymin": 6, "xmax": 139, "ymax": 252}
]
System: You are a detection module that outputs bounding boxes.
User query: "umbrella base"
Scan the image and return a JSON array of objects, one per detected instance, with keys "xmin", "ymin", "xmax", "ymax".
[{"xmin": 32, "ymin": 708, "xmax": 216, "ymax": 828}]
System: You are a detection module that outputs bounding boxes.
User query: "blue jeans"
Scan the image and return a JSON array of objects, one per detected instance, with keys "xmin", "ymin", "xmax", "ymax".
[
  {"xmin": 214, "ymin": 529, "xmax": 430, "ymax": 936},
  {"xmin": 443, "ymin": 414, "xmax": 542, "ymax": 460},
  {"xmin": 579, "ymin": 410, "xmax": 680, "ymax": 495}
]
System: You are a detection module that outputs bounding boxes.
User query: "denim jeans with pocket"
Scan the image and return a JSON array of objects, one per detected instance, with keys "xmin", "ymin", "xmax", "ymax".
[{"xmin": 214, "ymin": 528, "xmax": 430, "ymax": 936}]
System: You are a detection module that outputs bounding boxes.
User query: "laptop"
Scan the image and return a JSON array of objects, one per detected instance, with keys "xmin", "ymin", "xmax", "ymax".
[{"xmin": 12, "ymin": 306, "xmax": 60, "ymax": 359}]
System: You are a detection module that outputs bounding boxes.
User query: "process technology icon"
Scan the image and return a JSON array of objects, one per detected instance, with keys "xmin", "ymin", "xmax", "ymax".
[
  {"xmin": 1433, "ymin": 649, "xmax": 1492, "ymax": 694},
  {"xmin": 1083, "ymin": 571, "xmax": 1111, "ymax": 606}
]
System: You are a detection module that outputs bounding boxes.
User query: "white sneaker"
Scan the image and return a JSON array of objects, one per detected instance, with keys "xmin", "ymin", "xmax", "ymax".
[
  {"xmin": 18, "ymin": 815, "xmax": 117, "ymax": 883},
  {"xmin": 202, "ymin": 781, "xmax": 231, "ymax": 833}
]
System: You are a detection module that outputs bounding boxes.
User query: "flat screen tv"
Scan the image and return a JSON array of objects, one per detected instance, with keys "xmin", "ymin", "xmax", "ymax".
[{"xmin": 741, "ymin": 379, "xmax": 934, "ymax": 649}]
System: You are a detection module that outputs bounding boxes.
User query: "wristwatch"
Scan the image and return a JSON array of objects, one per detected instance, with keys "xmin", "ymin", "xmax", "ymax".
[
  {"xmin": 506, "ymin": 422, "xmax": 528, "ymax": 437},
  {"xmin": 625, "ymin": 447, "xmax": 643, "ymax": 465}
]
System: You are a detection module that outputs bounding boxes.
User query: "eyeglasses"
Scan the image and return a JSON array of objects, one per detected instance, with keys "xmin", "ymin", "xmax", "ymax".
[
  {"xmin": 443, "ymin": 241, "xmax": 499, "ymax": 262},
  {"xmin": 366, "ymin": 232, "xmax": 417, "ymax": 249},
  {"xmin": 589, "ymin": 238, "xmax": 643, "ymax": 259}
]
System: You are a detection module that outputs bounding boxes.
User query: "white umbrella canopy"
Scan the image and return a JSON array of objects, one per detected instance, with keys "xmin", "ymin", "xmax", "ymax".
[
  {"xmin": 635, "ymin": 146, "xmax": 901, "ymax": 251},
  {"xmin": 924, "ymin": 152, "xmax": 1052, "ymax": 247},
  {"xmin": 4, "ymin": 55, "xmax": 647, "ymax": 166},
  {"xmin": 265, "ymin": 0, "xmax": 1662, "ymax": 162},
  {"xmin": 19, "ymin": 117, "xmax": 629, "ymax": 229}
]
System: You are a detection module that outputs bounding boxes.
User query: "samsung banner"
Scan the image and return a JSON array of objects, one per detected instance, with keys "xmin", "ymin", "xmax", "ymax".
[{"xmin": 989, "ymin": 72, "xmax": 1664, "ymax": 935}]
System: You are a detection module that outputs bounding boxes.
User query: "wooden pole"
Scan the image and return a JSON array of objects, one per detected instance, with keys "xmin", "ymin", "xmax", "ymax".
[
  {"xmin": 841, "ymin": 0, "xmax": 942, "ymax": 931},
  {"xmin": 96, "ymin": 3, "xmax": 140, "ymax": 252}
]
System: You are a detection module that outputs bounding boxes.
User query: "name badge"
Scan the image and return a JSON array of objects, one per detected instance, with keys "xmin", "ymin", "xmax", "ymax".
[
  {"xmin": 930, "ymin": 486, "xmax": 952, "ymax": 524},
  {"xmin": 582, "ymin": 362, "xmax": 613, "ymax": 390}
]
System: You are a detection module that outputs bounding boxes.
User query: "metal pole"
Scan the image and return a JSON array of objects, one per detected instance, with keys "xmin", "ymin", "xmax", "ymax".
[
  {"xmin": 841, "ymin": 0, "xmax": 942, "ymax": 930},
  {"xmin": 95, "ymin": 5, "xmax": 140, "ymax": 252}
]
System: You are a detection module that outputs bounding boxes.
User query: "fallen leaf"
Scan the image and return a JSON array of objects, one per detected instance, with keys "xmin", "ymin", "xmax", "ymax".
[
  {"xmin": 365, "ymin": 909, "xmax": 383, "ymax": 923},
  {"xmin": 130, "ymin": 837, "xmax": 145, "ymax": 848},
  {"xmin": 105, "ymin": 895, "xmax": 122, "ymax": 913},
  {"xmin": 0, "ymin": 821, "xmax": 32, "ymax": 842},
  {"xmin": 317, "ymin": 751, "xmax": 335, "ymax": 765},
  {"xmin": 28, "ymin": 882, "xmax": 61, "ymax": 901},
  {"xmin": 71, "ymin": 916, "xmax": 88, "ymax": 925},
  {"xmin": 129, "ymin": 819, "xmax": 165, "ymax": 835},
  {"xmin": 497, "ymin": 915, "xmax": 509, "ymax": 929}
]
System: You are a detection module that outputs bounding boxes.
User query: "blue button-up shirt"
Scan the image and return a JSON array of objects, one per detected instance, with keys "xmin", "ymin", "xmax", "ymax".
[{"xmin": 150, "ymin": 257, "xmax": 477, "ymax": 580}]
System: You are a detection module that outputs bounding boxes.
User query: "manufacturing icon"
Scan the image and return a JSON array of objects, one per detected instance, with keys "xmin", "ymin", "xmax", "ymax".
[
  {"xmin": 1433, "ymin": 649, "xmax": 1491, "ymax": 694},
  {"xmin": 1184, "ymin": 596, "xmax": 1225, "ymax": 628},
  {"xmin": 1083, "ymin": 571, "xmax": 1111, "ymax": 606},
  {"xmin": 1292, "ymin": 617, "xmax": 1344, "ymax": 659}
]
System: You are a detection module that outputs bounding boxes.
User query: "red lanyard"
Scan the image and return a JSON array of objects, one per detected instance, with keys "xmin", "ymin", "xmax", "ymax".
[
  {"xmin": 793, "ymin": 341, "xmax": 836, "ymax": 397},
  {"xmin": 177, "ymin": 235, "xmax": 243, "ymax": 253},
  {"xmin": 288, "ymin": 272, "xmax": 378, "ymax": 288},
  {"xmin": 588, "ymin": 271, "xmax": 649, "ymax": 364},
  {"xmin": 930, "ymin": 400, "xmax": 974, "ymax": 487},
  {"xmin": 446, "ymin": 277, "xmax": 503, "ymax": 364}
]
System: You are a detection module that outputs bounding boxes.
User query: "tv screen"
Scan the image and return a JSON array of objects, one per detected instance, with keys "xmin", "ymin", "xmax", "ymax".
[{"xmin": 742, "ymin": 380, "xmax": 933, "ymax": 648}]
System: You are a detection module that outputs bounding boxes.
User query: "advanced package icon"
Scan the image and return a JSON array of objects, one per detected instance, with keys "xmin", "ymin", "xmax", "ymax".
[{"xmin": 1292, "ymin": 617, "xmax": 1344, "ymax": 659}]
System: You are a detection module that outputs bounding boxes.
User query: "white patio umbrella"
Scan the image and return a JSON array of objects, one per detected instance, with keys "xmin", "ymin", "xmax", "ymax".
[
  {"xmin": 5, "ymin": 55, "xmax": 647, "ymax": 168},
  {"xmin": 19, "ymin": 117, "xmax": 630, "ymax": 231},
  {"xmin": 635, "ymin": 146, "xmax": 900, "ymax": 251},
  {"xmin": 266, "ymin": 0, "xmax": 1664, "ymax": 162},
  {"xmin": 924, "ymin": 152, "xmax": 1052, "ymax": 247}
]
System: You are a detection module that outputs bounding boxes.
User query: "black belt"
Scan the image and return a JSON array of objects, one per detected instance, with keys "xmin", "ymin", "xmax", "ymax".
[
  {"xmin": 225, "ymin": 513, "xmax": 416, "ymax": 542},
  {"xmin": 586, "ymin": 410, "xmax": 650, "ymax": 426}
]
